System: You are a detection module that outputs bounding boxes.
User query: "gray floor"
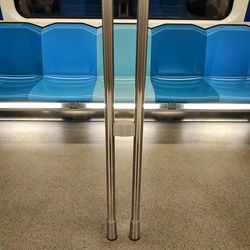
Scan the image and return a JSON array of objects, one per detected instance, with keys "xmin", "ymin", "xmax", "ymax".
[{"xmin": 0, "ymin": 120, "xmax": 250, "ymax": 250}]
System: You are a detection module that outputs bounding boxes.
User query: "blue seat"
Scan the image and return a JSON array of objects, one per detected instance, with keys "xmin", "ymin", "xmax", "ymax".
[
  {"xmin": 151, "ymin": 25, "xmax": 219, "ymax": 103},
  {"xmin": 206, "ymin": 78, "xmax": 250, "ymax": 103},
  {"xmin": 29, "ymin": 76, "xmax": 97, "ymax": 102},
  {"xmin": 205, "ymin": 26, "xmax": 250, "ymax": 103},
  {"xmin": 93, "ymin": 25, "xmax": 155, "ymax": 103},
  {"xmin": 0, "ymin": 76, "xmax": 42, "ymax": 101},
  {"xmin": 29, "ymin": 24, "xmax": 97, "ymax": 102},
  {"xmin": 1, "ymin": 23, "xmax": 249, "ymax": 104},
  {"xmin": 151, "ymin": 77, "xmax": 218, "ymax": 103},
  {"xmin": 0, "ymin": 24, "xmax": 42, "ymax": 101}
]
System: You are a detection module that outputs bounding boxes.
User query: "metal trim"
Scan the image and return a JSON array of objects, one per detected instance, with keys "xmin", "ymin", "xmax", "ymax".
[
  {"xmin": 102, "ymin": 0, "xmax": 118, "ymax": 241},
  {"xmin": 129, "ymin": 0, "xmax": 150, "ymax": 241}
]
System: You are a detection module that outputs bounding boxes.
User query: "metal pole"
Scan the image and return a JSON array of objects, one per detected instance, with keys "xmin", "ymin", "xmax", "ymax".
[
  {"xmin": 102, "ymin": 0, "xmax": 118, "ymax": 241},
  {"xmin": 129, "ymin": 0, "xmax": 149, "ymax": 241}
]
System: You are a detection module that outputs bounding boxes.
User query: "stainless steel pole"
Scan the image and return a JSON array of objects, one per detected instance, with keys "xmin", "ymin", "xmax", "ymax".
[
  {"xmin": 102, "ymin": 0, "xmax": 118, "ymax": 241},
  {"xmin": 129, "ymin": 0, "xmax": 149, "ymax": 241}
]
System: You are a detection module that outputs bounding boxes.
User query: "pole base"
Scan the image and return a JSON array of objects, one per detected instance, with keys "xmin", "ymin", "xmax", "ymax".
[
  {"xmin": 129, "ymin": 220, "xmax": 140, "ymax": 241},
  {"xmin": 106, "ymin": 220, "xmax": 118, "ymax": 241}
]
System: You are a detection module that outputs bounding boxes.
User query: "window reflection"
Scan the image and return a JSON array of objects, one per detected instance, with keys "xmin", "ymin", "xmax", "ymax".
[{"xmin": 187, "ymin": 0, "xmax": 232, "ymax": 19}]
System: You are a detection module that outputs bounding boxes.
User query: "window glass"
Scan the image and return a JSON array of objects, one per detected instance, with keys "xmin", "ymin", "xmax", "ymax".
[
  {"xmin": 14, "ymin": 0, "xmax": 234, "ymax": 20},
  {"xmin": 0, "ymin": 6, "xmax": 3, "ymax": 20}
]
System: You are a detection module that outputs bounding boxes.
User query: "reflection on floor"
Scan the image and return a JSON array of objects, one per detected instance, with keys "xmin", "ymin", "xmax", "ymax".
[{"xmin": 0, "ymin": 121, "xmax": 249, "ymax": 250}]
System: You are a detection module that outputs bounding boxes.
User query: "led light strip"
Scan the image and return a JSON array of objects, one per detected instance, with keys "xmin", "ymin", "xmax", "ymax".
[
  {"xmin": 85, "ymin": 103, "xmax": 105, "ymax": 109},
  {"xmin": 183, "ymin": 118, "xmax": 249, "ymax": 122},
  {"xmin": 183, "ymin": 103, "xmax": 250, "ymax": 110},
  {"xmin": 0, "ymin": 102, "xmax": 249, "ymax": 111},
  {"xmin": 0, "ymin": 118, "xmax": 64, "ymax": 121},
  {"xmin": 86, "ymin": 103, "xmax": 161, "ymax": 110},
  {"xmin": 0, "ymin": 102, "xmax": 63, "ymax": 109}
]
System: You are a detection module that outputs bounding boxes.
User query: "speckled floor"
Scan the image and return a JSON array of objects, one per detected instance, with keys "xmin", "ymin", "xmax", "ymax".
[{"xmin": 0, "ymin": 121, "xmax": 250, "ymax": 250}]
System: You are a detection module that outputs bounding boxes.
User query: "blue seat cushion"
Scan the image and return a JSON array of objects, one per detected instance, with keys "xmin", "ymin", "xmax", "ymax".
[
  {"xmin": 93, "ymin": 76, "xmax": 155, "ymax": 103},
  {"xmin": 28, "ymin": 75, "xmax": 96, "ymax": 102},
  {"xmin": 0, "ymin": 76, "xmax": 41, "ymax": 101},
  {"xmin": 206, "ymin": 77, "xmax": 250, "ymax": 103},
  {"xmin": 151, "ymin": 77, "xmax": 219, "ymax": 103}
]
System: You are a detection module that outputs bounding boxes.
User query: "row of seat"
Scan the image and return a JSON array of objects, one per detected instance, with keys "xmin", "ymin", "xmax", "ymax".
[{"xmin": 0, "ymin": 23, "xmax": 249, "ymax": 103}]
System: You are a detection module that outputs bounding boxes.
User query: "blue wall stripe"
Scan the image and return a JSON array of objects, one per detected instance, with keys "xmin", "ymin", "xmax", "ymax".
[{"xmin": 245, "ymin": 1, "xmax": 250, "ymax": 21}]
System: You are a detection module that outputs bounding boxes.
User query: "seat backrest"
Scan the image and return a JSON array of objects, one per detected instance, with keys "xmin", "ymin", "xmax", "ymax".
[
  {"xmin": 42, "ymin": 24, "xmax": 97, "ymax": 76},
  {"xmin": 0, "ymin": 23, "xmax": 42, "ymax": 76},
  {"xmin": 205, "ymin": 26, "xmax": 250, "ymax": 78},
  {"xmin": 151, "ymin": 25, "xmax": 206, "ymax": 78},
  {"xmin": 97, "ymin": 24, "xmax": 151, "ymax": 78}
]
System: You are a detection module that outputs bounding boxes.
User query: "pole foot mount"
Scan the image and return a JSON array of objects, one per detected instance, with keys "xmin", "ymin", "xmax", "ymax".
[
  {"xmin": 129, "ymin": 220, "xmax": 140, "ymax": 241},
  {"xmin": 106, "ymin": 220, "xmax": 118, "ymax": 241}
]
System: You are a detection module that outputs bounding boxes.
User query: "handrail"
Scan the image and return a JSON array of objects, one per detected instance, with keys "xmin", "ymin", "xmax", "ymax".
[
  {"xmin": 129, "ymin": 0, "xmax": 150, "ymax": 241},
  {"xmin": 101, "ymin": 0, "xmax": 118, "ymax": 241}
]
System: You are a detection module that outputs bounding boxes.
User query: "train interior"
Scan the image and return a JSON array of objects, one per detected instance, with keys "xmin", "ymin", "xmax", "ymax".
[{"xmin": 0, "ymin": 0, "xmax": 249, "ymax": 249}]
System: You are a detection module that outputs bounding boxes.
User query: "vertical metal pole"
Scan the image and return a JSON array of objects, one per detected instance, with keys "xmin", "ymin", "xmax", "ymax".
[
  {"xmin": 129, "ymin": 0, "xmax": 149, "ymax": 241},
  {"xmin": 102, "ymin": 0, "xmax": 118, "ymax": 241}
]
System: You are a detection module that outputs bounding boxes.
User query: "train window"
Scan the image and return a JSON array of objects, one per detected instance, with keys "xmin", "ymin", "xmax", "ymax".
[{"xmin": 14, "ymin": 0, "xmax": 234, "ymax": 20}]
